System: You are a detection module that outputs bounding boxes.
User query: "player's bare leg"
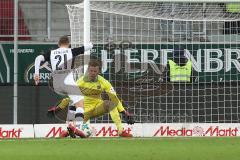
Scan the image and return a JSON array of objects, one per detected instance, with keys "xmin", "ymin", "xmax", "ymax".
[
  {"xmin": 59, "ymin": 130, "xmax": 69, "ymax": 138},
  {"xmin": 67, "ymin": 121, "xmax": 86, "ymax": 138},
  {"xmin": 74, "ymin": 99, "xmax": 84, "ymax": 127},
  {"xmin": 67, "ymin": 121, "xmax": 77, "ymax": 138},
  {"xmin": 67, "ymin": 99, "xmax": 89, "ymax": 138},
  {"xmin": 65, "ymin": 100, "xmax": 117, "ymax": 138}
]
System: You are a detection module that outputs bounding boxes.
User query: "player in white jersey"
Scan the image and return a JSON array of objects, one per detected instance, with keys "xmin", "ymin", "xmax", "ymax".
[{"xmin": 34, "ymin": 36, "xmax": 93, "ymax": 132}]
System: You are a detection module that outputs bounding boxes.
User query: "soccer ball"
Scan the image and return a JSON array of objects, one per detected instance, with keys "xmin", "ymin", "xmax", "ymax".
[{"xmin": 81, "ymin": 123, "xmax": 92, "ymax": 137}]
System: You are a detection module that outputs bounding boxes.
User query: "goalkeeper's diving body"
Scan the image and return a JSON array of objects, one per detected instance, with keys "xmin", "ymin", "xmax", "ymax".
[{"xmin": 49, "ymin": 59, "xmax": 134, "ymax": 138}]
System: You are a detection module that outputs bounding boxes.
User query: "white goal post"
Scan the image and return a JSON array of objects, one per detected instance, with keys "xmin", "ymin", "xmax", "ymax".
[{"xmin": 66, "ymin": 0, "xmax": 240, "ymax": 124}]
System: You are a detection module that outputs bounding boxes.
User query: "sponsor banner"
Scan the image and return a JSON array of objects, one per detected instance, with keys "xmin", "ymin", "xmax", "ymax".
[
  {"xmin": 34, "ymin": 123, "xmax": 142, "ymax": 138},
  {"xmin": 33, "ymin": 123, "xmax": 240, "ymax": 138},
  {"xmin": 0, "ymin": 124, "xmax": 34, "ymax": 139},
  {"xmin": 0, "ymin": 44, "xmax": 56, "ymax": 84},
  {"xmin": 34, "ymin": 124, "xmax": 68, "ymax": 138},
  {"xmin": 1, "ymin": 43, "xmax": 240, "ymax": 84},
  {"xmin": 91, "ymin": 123, "xmax": 143, "ymax": 137},
  {"xmin": 150, "ymin": 123, "xmax": 240, "ymax": 137},
  {"xmin": 2, "ymin": 123, "xmax": 240, "ymax": 138},
  {"xmin": 93, "ymin": 43, "xmax": 240, "ymax": 82}
]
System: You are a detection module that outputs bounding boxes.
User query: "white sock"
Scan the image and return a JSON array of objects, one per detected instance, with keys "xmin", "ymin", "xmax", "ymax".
[{"xmin": 75, "ymin": 107, "xmax": 84, "ymax": 128}]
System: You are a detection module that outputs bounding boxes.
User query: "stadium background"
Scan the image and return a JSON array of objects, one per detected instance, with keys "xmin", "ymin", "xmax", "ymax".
[{"xmin": 0, "ymin": 0, "xmax": 240, "ymax": 124}]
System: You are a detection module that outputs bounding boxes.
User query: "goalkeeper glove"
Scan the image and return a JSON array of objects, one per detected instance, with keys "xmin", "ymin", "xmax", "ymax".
[
  {"xmin": 121, "ymin": 110, "xmax": 135, "ymax": 125},
  {"xmin": 47, "ymin": 106, "xmax": 61, "ymax": 118},
  {"xmin": 47, "ymin": 98, "xmax": 70, "ymax": 118}
]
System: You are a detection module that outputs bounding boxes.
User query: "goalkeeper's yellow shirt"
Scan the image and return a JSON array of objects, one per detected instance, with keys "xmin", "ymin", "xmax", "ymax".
[{"xmin": 76, "ymin": 75, "xmax": 124, "ymax": 111}]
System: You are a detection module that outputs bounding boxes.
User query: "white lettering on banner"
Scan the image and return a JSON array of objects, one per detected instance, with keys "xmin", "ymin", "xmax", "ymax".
[
  {"xmin": 185, "ymin": 49, "xmax": 201, "ymax": 72},
  {"xmin": 141, "ymin": 49, "xmax": 161, "ymax": 74},
  {"xmin": 124, "ymin": 49, "xmax": 141, "ymax": 73},
  {"xmin": 29, "ymin": 73, "xmax": 51, "ymax": 81},
  {"xmin": 153, "ymin": 126, "xmax": 238, "ymax": 137},
  {"xmin": 0, "ymin": 128, "xmax": 22, "ymax": 138},
  {"xmin": 204, "ymin": 49, "xmax": 223, "ymax": 72},
  {"xmin": 24, "ymin": 62, "xmax": 52, "ymax": 83},
  {"xmin": 10, "ymin": 48, "xmax": 34, "ymax": 54},
  {"xmin": 100, "ymin": 48, "xmax": 240, "ymax": 73},
  {"xmin": 224, "ymin": 49, "xmax": 240, "ymax": 72},
  {"xmin": 101, "ymin": 50, "xmax": 114, "ymax": 73}
]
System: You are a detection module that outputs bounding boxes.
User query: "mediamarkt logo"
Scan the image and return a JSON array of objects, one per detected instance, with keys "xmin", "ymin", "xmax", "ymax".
[
  {"xmin": 0, "ymin": 128, "xmax": 22, "ymax": 138},
  {"xmin": 45, "ymin": 126, "xmax": 132, "ymax": 137},
  {"xmin": 45, "ymin": 127, "xmax": 63, "ymax": 137},
  {"xmin": 94, "ymin": 126, "xmax": 132, "ymax": 137},
  {"xmin": 154, "ymin": 126, "xmax": 238, "ymax": 137}
]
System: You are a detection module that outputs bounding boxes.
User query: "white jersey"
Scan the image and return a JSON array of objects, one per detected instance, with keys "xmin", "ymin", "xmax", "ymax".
[
  {"xmin": 40, "ymin": 45, "xmax": 85, "ymax": 72},
  {"xmin": 34, "ymin": 43, "xmax": 92, "ymax": 104},
  {"xmin": 50, "ymin": 48, "xmax": 73, "ymax": 72},
  {"xmin": 41, "ymin": 46, "xmax": 85, "ymax": 104}
]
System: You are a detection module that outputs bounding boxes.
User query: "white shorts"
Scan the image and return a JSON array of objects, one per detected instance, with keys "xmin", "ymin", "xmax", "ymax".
[{"xmin": 52, "ymin": 70, "xmax": 84, "ymax": 105}]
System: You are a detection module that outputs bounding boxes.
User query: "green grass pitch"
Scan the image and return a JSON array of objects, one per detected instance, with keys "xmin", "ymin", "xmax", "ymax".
[{"xmin": 0, "ymin": 137, "xmax": 240, "ymax": 160}]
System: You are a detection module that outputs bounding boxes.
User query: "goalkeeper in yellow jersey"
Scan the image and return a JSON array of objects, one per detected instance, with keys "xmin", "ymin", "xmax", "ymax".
[{"xmin": 48, "ymin": 59, "xmax": 134, "ymax": 137}]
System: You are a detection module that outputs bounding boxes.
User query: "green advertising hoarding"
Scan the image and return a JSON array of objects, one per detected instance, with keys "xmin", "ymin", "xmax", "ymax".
[
  {"xmin": 0, "ymin": 43, "xmax": 240, "ymax": 84},
  {"xmin": 94, "ymin": 43, "xmax": 240, "ymax": 82},
  {"xmin": 0, "ymin": 43, "xmax": 57, "ymax": 84}
]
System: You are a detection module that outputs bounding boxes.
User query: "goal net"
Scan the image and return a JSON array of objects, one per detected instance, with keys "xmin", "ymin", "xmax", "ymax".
[{"xmin": 66, "ymin": 1, "xmax": 240, "ymax": 123}]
